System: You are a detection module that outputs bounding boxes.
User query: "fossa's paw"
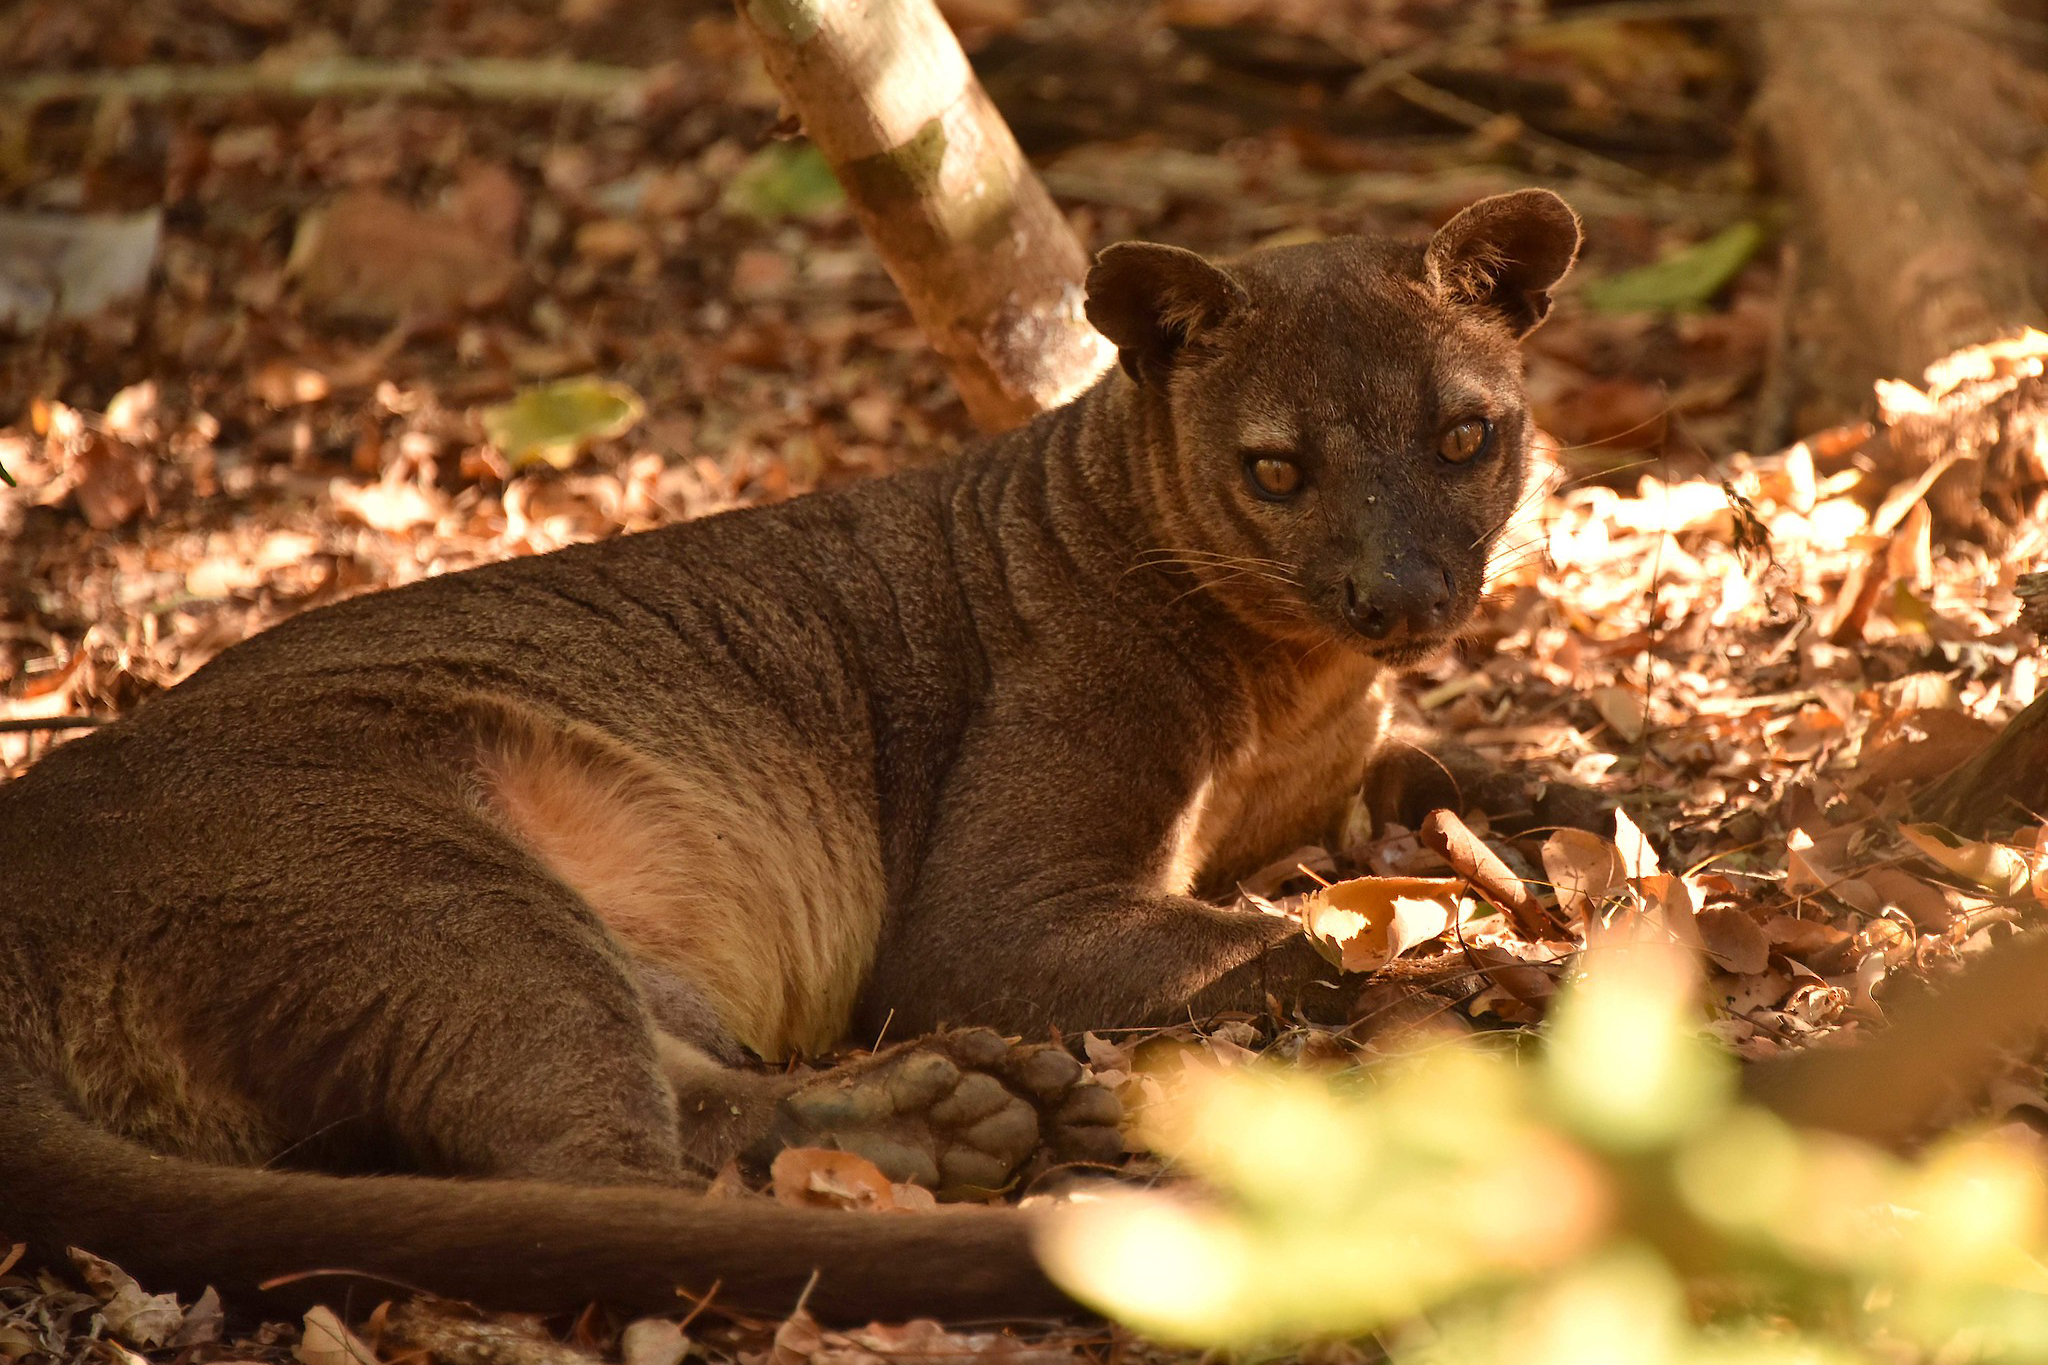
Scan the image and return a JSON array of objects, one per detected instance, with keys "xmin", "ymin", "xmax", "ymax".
[{"xmin": 772, "ymin": 1028, "xmax": 1122, "ymax": 1197}]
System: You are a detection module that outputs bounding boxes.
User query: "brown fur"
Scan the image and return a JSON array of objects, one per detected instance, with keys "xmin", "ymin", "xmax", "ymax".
[{"xmin": 0, "ymin": 192, "xmax": 1580, "ymax": 1321}]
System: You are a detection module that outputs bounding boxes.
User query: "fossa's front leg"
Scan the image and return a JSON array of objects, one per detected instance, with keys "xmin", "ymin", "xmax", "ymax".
[{"xmin": 862, "ymin": 697, "xmax": 1357, "ymax": 1039}]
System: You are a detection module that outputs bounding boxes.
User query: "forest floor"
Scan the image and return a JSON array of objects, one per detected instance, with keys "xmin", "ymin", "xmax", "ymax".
[{"xmin": 4, "ymin": 0, "xmax": 2048, "ymax": 1362}]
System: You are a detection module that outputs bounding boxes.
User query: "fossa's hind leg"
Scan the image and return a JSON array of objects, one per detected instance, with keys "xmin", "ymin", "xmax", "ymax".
[{"xmin": 212, "ymin": 886, "xmax": 696, "ymax": 1189}]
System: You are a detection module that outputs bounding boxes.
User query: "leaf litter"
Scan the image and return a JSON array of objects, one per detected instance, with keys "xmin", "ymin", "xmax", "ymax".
[{"xmin": 4, "ymin": 0, "xmax": 2048, "ymax": 1361}]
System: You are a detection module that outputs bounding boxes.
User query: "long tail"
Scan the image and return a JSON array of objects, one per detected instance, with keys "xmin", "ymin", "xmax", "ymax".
[{"xmin": 0, "ymin": 1063, "xmax": 1073, "ymax": 1323}]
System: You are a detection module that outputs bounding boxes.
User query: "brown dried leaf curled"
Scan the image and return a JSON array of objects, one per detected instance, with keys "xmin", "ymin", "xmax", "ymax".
[
  {"xmin": 1540, "ymin": 829, "xmax": 1628, "ymax": 927},
  {"xmin": 1300, "ymin": 875, "xmax": 1471, "ymax": 974},
  {"xmin": 67, "ymin": 1250, "xmax": 185, "ymax": 1349},
  {"xmin": 1899, "ymin": 822, "xmax": 2033, "ymax": 896},
  {"xmin": 1695, "ymin": 905, "xmax": 1771, "ymax": 976},
  {"xmin": 770, "ymin": 1146, "xmax": 898, "ymax": 1212}
]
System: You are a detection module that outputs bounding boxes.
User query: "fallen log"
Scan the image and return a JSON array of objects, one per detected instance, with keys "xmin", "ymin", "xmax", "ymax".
[{"xmin": 1753, "ymin": 0, "xmax": 2048, "ymax": 537}]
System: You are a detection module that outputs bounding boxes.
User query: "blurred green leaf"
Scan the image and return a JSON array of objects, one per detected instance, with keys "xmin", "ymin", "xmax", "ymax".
[
  {"xmin": 1041, "ymin": 940, "xmax": 2048, "ymax": 1362},
  {"xmin": 1545, "ymin": 942, "xmax": 1733, "ymax": 1149},
  {"xmin": 721, "ymin": 141, "xmax": 844, "ymax": 222},
  {"xmin": 481, "ymin": 376, "xmax": 644, "ymax": 471},
  {"xmin": 1582, "ymin": 221, "xmax": 1767, "ymax": 314}
]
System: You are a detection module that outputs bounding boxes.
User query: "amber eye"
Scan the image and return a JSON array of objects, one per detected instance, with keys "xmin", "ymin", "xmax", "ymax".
[
  {"xmin": 1245, "ymin": 455, "xmax": 1303, "ymax": 500},
  {"xmin": 1439, "ymin": 418, "xmax": 1493, "ymax": 464}
]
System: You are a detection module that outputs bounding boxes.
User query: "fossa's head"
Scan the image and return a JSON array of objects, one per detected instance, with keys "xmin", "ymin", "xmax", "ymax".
[{"xmin": 1087, "ymin": 190, "xmax": 1580, "ymax": 664}]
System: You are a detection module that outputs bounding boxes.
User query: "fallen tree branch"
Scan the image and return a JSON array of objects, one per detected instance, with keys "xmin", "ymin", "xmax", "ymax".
[
  {"xmin": 0, "ymin": 57, "xmax": 651, "ymax": 112},
  {"xmin": 1752, "ymin": 0, "xmax": 2047, "ymax": 537},
  {"xmin": 1379, "ymin": 73, "xmax": 1662, "ymax": 194},
  {"xmin": 0, "ymin": 716, "xmax": 109, "ymax": 734}
]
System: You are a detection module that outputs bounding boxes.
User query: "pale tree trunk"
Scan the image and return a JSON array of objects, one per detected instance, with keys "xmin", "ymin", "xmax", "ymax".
[
  {"xmin": 737, "ymin": 0, "xmax": 1112, "ymax": 433},
  {"xmin": 1753, "ymin": 0, "xmax": 2048, "ymax": 537}
]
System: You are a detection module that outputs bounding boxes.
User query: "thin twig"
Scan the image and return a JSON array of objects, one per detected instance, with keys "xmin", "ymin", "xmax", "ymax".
[
  {"xmin": 0, "ymin": 715, "xmax": 109, "ymax": 734},
  {"xmin": 0, "ymin": 57, "xmax": 652, "ymax": 111},
  {"xmin": 1383, "ymin": 73, "xmax": 1663, "ymax": 193},
  {"xmin": 1748, "ymin": 240, "xmax": 1802, "ymax": 456}
]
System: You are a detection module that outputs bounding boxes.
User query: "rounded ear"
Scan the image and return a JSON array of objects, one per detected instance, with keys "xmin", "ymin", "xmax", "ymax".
[
  {"xmin": 1084, "ymin": 242, "xmax": 1249, "ymax": 384},
  {"xmin": 1424, "ymin": 189, "xmax": 1582, "ymax": 336}
]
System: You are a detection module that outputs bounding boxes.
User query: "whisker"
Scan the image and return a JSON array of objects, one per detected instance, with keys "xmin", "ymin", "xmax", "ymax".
[
  {"xmin": 1130, "ymin": 555, "xmax": 1301, "ymax": 591},
  {"xmin": 1164, "ymin": 568, "xmax": 1269, "ymax": 608},
  {"xmin": 1133, "ymin": 546, "xmax": 1294, "ymax": 566},
  {"xmin": 1128, "ymin": 548, "xmax": 1297, "ymax": 577}
]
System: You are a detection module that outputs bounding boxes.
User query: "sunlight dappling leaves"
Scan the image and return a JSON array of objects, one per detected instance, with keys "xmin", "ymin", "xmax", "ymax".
[{"xmin": 1038, "ymin": 942, "xmax": 2048, "ymax": 1362}]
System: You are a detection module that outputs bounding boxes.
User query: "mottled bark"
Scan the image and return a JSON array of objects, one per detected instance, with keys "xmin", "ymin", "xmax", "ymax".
[{"xmin": 738, "ymin": 0, "xmax": 1111, "ymax": 432}]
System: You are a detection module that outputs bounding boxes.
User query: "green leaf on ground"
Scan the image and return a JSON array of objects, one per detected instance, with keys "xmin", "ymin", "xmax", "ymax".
[
  {"xmin": 721, "ymin": 141, "xmax": 844, "ymax": 222},
  {"xmin": 481, "ymin": 377, "xmax": 644, "ymax": 471},
  {"xmin": 1581, "ymin": 221, "xmax": 1767, "ymax": 314}
]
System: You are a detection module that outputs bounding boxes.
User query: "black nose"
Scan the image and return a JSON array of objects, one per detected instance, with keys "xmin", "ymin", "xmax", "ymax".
[{"xmin": 1343, "ymin": 561, "xmax": 1453, "ymax": 641}]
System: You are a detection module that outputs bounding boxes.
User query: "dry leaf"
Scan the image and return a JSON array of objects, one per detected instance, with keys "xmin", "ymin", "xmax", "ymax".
[
  {"xmin": 1763, "ymin": 914, "xmax": 1852, "ymax": 968},
  {"xmin": 173, "ymin": 1288, "xmax": 224, "ymax": 1348},
  {"xmin": 1612, "ymin": 806, "xmax": 1663, "ymax": 880},
  {"xmin": 1898, "ymin": 823, "xmax": 2033, "ymax": 896},
  {"xmin": 1592, "ymin": 685, "xmax": 1648, "ymax": 742},
  {"xmin": 251, "ymin": 361, "xmax": 332, "ymax": 408},
  {"xmin": 68, "ymin": 1251, "xmax": 184, "ymax": 1349},
  {"xmin": 761, "ymin": 1311, "xmax": 824, "ymax": 1365},
  {"xmin": 770, "ymin": 1147, "xmax": 898, "ymax": 1212},
  {"xmin": 1852, "ymin": 708, "xmax": 1998, "ymax": 789},
  {"xmin": 1540, "ymin": 828, "xmax": 1628, "ymax": 925},
  {"xmin": 1708, "ymin": 965, "xmax": 1791, "ymax": 1016},
  {"xmin": 1299, "ymin": 875, "xmax": 1471, "ymax": 973},
  {"xmin": 64, "ymin": 434, "xmax": 155, "ymax": 530},
  {"xmin": 1784, "ymin": 979, "xmax": 1848, "ymax": 1028},
  {"xmin": 0, "ymin": 209, "xmax": 162, "ymax": 329},
  {"xmin": 1237, "ymin": 844, "xmax": 1336, "ymax": 898},
  {"xmin": 1634, "ymin": 872, "xmax": 1703, "ymax": 938},
  {"xmin": 1784, "ymin": 827, "xmax": 1836, "ymax": 895},
  {"xmin": 619, "ymin": 1319, "xmax": 688, "ymax": 1365},
  {"xmin": 1695, "ymin": 905, "xmax": 1770, "ymax": 975},
  {"xmin": 837, "ymin": 1319, "xmax": 1074, "ymax": 1365},
  {"xmin": 1464, "ymin": 942, "xmax": 1560, "ymax": 1008},
  {"xmin": 1861, "ymin": 866, "xmax": 1964, "ymax": 929},
  {"xmin": 1081, "ymin": 1030, "xmax": 1132, "ymax": 1074},
  {"xmin": 296, "ymin": 1307, "xmax": 379, "ymax": 1365},
  {"xmin": 329, "ymin": 475, "xmax": 447, "ymax": 535},
  {"xmin": 289, "ymin": 190, "xmax": 519, "ymax": 322}
]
